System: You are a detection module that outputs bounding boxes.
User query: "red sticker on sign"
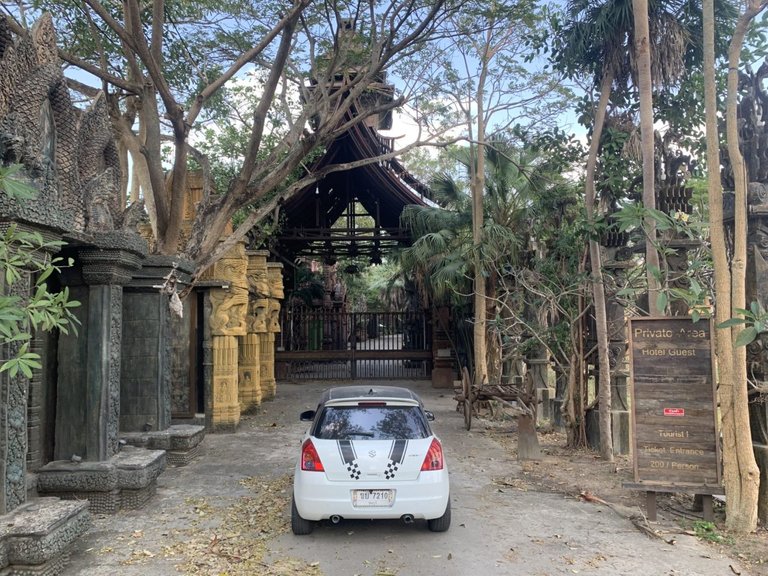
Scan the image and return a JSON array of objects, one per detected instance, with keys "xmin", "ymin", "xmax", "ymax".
[{"xmin": 663, "ymin": 408, "xmax": 685, "ymax": 417}]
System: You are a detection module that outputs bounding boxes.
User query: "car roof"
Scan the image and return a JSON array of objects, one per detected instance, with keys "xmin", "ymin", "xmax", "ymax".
[{"xmin": 317, "ymin": 386, "xmax": 423, "ymax": 406}]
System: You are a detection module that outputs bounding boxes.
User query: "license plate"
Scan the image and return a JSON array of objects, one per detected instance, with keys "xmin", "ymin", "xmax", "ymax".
[{"xmin": 351, "ymin": 489, "xmax": 395, "ymax": 508}]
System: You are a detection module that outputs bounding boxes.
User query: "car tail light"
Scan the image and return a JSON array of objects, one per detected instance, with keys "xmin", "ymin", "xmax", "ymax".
[
  {"xmin": 301, "ymin": 439, "xmax": 325, "ymax": 472},
  {"xmin": 421, "ymin": 438, "xmax": 444, "ymax": 471}
]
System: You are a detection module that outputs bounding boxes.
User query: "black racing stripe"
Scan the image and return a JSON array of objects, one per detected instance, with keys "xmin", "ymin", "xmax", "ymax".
[
  {"xmin": 389, "ymin": 439, "xmax": 407, "ymax": 464},
  {"xmin": 338, "ymin": 440, "xmax": 356, "ymax": 464}
]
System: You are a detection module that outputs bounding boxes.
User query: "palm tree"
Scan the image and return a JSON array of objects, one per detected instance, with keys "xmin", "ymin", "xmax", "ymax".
[
  {"xmin": 399, "ymin": 140, "xmax": 570, "ymax": 383},
  {"xmin": 554, "ymin": 0, "xmax": 701, "ymax": 460}
]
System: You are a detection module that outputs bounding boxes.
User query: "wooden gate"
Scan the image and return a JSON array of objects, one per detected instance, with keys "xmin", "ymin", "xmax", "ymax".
[{"xmin": 276, "ymin": 308, "xmax": 431, "ymax": 380}]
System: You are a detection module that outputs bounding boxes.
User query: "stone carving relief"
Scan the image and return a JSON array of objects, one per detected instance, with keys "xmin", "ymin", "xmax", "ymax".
[
  {"xmin": 267, "ymin": 299, "xmax": 281, "ymax": 333},
  {"xmin": 0, "ymin": 14, "xmax": 142, "ymax": 236},
  {"xmin": 208, "ymin": 245, "xmax": 249, "ymax": 337},
  {"xmin": 0, "ymin": 15, "xmax": 78, "ymax": 228},
  {"xmin": 210, "ymin": 288, "xmax": 248, "ymax": 336},
  {"xmin": 739, "ymin": 60, "xmax": 768, "ymax": 453},
  {"xmin": 247, "ymin": 260, "xmax": 270, "ymax": 299},
  {"xmin": 250, "ymin": 298, "xmax": 269, "ymax": 333},
  {"xmin": 722, "ymin": 60, "xmax": 768, "ymax": 189}
]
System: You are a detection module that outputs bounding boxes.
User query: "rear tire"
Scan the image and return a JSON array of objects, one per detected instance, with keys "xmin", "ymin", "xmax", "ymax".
[
  {"xmin": 427, "ymin": 498, "xmax": 451, "ymax": 532},
  {"xmin": 291, "ymin": 496, "xmax": 314, "ymax": 535}
]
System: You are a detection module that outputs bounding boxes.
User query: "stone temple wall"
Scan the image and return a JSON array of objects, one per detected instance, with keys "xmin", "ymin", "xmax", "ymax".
[{"xmin": 0, "ymin": 13, "xmax": 179, "ymax": 575}]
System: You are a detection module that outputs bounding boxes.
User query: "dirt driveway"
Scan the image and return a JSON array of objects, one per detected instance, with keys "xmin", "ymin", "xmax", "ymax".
[{"xmin": 62, "ymin": 380, "xmax": 749, "ymax": 576}]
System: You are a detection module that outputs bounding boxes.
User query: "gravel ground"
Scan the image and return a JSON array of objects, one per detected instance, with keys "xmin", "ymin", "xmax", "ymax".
[{"xmin": 61, "ymin": 379, "xmax": 748, "ymax": 576}]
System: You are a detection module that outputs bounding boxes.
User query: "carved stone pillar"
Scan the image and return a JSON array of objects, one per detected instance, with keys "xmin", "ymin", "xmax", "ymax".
[
  {"xmin": 604, "ymin": 257, "xmax": 632, "ymax": 456},
  {"xmin": 240, "ymin": 250, "xmax": 269, "ymax": 413},
  {"xmin": 746, "ymin": 183, "xmax": 768, "ymax": 523},
  {"xmin": 255, "ymin": 298, "xmax": 271, "ymax": 400},
  {"xmin": 211, "ymin": 335, "xmax": 240, "ymax": 431},
  {"xmin": 239, "ymin": 333, "xmax": 261, "ymax": 413},
  {"xmin": 262, "ymin": 263, "xmax": 284, "ymax": 400},
  {"xmin": 55, "ymin": 233, "xmax": 145, "ymax": 462},
  {"xmin": 0, "ymin": 270, "xmax": 32, "ymax": 514},
  {"xmin": 203, "ymin": 243, "xmax": 248, "ymax": 432},
  {"xmin": 584, "ymin": 220, "xmax": 632, "ymax": 455},
  {"xmin": 0, "ymin": 220, "xmax": 67, "ymax": 514}
]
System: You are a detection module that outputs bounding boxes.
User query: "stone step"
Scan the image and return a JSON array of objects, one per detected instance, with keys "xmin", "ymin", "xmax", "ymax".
[{"xmin": 0, "ymin": 497, "xmax": 89, "ymax": 576}]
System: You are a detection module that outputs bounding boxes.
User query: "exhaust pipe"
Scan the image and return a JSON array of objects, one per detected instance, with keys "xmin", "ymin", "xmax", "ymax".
[
  {"xmin": 330, "ymin": 515, "xmax": 342, "ymax": 524},
  {"xmin": 401, "ymin": 514, "xmax": 414, "ymax": 524}
]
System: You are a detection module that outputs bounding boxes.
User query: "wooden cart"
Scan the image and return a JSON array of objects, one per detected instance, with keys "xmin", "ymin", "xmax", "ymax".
[{"xmin": 454, "ymin": 366, "xmax": 521, "ymax": 431}]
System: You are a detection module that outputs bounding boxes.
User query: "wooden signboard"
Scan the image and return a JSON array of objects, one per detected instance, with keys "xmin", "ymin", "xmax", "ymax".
[{"xmin": 627, "ymin": 317, "xmax": 721, "ymax": 501}]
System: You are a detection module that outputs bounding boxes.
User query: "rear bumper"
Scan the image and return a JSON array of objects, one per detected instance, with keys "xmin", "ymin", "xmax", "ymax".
[{"xmin": 294, "ymin": 467, "xmax": 450, "ymax": 521}]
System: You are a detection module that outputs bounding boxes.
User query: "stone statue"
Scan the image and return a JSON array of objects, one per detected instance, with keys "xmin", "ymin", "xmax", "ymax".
[{"xmin": 252, "ymin": 298, "xmax": 269, "ymax": 333}]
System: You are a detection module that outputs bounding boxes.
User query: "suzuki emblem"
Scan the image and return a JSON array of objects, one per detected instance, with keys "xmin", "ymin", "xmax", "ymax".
[{"xmin": 368, "ymin": 450, "xmax": 376, "ymax": 458}]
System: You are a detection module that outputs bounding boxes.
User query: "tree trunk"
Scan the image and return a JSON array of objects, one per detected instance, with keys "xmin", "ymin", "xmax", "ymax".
[
  {"xmin": 720, "ymin": 0, "xmax": 765, "ymax": 533},
  {"xmin": 585, "ymin": 70, "xmax": 614, "ymax": 461},
  {"xmin": 632, "ymin": 0, "xmax": 662, "ymax": 316},
  {"xmin": 703, "ymin": 0, "xmax": 738, "ymax": 532},
  {"xmin": 472, "ymin": 55, "xmax": 489, "ymax": 389}
]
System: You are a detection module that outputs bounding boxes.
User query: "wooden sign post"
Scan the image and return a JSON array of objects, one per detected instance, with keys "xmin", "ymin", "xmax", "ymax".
[{"xmin": 624, "ymin": 317, "xmax": 722, "ymax": 521}]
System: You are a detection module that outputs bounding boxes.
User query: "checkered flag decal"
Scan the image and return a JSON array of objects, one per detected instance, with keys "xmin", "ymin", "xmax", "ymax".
[
  {"xmin": 385, "ymin": 439, "xmax": 408, "ymax": 480},
  {"xmin": 338, "ymin": 440, "xmax": 360, "ymax": 480},
  {"xmin": 347, "ymin": 461, "xmax": 361, "ymax": 480},
  {"xmin": 385, "ymin": 461, "xmax": 399, "ymax": 480}
]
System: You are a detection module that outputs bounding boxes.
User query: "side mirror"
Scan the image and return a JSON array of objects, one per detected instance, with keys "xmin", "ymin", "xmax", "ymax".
[
  {"xmin": 424, "ymin": 410, "xmax": 435, "ymax": 422},
  {"xmin": 300, "ymin": 409, "xmax": 316, "ymax": 422}
]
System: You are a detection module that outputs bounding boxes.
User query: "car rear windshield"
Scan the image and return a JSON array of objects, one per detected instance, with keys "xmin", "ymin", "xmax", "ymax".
[{"xmin": 314, "ymin": 405, "xmax": 429, "ymax": 440}]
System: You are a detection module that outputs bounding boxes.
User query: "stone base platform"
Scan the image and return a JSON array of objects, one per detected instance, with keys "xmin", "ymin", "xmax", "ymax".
[
  {"xmin": 0, "ymin": 497, "xmax": 89, "ymax": 576},
  {"xmin": 585, "ymin": 408, "xmax": 631, "ymax": 455},
  {"xmin": 36, "ymin": 448, "xmax": 166, "ymax": 515},
  {"xmin": 120, "ymin": 424, "xmax": 205, "ymax": 467}
]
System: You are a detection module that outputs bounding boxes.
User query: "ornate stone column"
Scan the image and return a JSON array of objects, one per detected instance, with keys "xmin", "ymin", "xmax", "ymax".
[
  {"xmin": 746, "ymin": 184, "xmax": 768, "ymax": 523},
  {"xmin": 604, "ymin": 266, "xmax": 631, "ymax": 456},
  {"xmin": 262, "ymin": 262, "xmax": 284, "ymax": 400},
  {"xmin": 55, "ymin": 232, "xmax": 145, "ymax": 462},
  {"xmin": 585, "ymin": 224, "xmax": 632, "ymax": 455},
  {"xmin": 0, "ymin": 230, "xmax": 41, "ymax": 513},
  {"xmin": 255, "ymin": 297, "xmax": 271, "ymax": 397},
  {"xmin": 204, "ymin": 243, "xmax": 249, "ymax": 432},
  {"xmin": 239, "ymin": 250, "xmax": 269, "ymax": 413}
]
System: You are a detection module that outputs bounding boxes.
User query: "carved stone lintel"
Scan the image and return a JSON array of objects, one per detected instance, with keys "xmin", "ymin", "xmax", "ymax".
[{"xmin": 79, "ymin": 232, "xmax": 146, "ymax": 286}]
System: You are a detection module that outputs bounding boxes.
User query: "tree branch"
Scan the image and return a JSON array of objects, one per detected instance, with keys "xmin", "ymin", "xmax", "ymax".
[
  {"xmin": 60, "ymin": 49, "xmax": 141, "ymax": 94},
  {"xmin": 187, "ymin": 0, "xmax": 311, "ymax": 126}
]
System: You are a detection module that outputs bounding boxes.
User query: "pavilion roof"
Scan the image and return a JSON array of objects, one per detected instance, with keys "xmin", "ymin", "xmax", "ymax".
[{"xmin": 272, "ymin": 119, "xmax": 432, "ymax": 264}]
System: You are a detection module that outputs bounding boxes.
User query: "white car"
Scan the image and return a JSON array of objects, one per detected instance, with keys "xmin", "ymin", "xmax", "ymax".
[{"xmin": 292, "ymin": 385, "xmax": 451, "ymax": 534}]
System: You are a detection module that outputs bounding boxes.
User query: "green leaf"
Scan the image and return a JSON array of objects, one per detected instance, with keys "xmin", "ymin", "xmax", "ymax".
[
  {"xmin": 656, "ymin": 291, "xmax": 668, "ymax": 314},
  {"xmin": 717, "ymin": 318, "xmax": 746, "ymax": 328},
  {"xmin": 735, "ymin": 326, "xmax": 758, "ymax": 347},
  {"xmin": 18, "ymin": 361, "xmax": 33, "ymax": 379},
  {"xmin": 692, "ymin": 310, "xmax": 700, "ymax": 323},
  {"xmin": 0, "ymin": 176, "xmax": 37, "ymax": 201}
]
